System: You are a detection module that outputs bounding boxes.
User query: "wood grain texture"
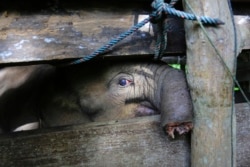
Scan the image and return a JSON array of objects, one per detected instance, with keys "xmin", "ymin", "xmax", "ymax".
[
  {"xmin": 235, "ymin": 16, "xmax": 250, "ymax": 51},
  {"xmin": 0, "ymin": 103, "xmax": 249, "ymax": 167},
  {"xmin": 0, "ymin": 1, "xmax": 186, "ymax": 64},
  {"xmin": 183, "ymin": 0, "xmax": 237, "ymax": 166},
  {"xmin": 236, "ymin": 103, "xmax": 250, "ymax": 167},
  {"xmin": 0, "ymin": 116, "xmax": 191, "ymax": 167},
  {"xmin": 0, "ymin": 1, "xmax": 249, "ymax": 64}
]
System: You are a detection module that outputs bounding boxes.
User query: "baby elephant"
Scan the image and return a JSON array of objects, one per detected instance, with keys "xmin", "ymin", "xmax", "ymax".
[{"xmin": 0, "ymin": 60, "xmax": 193, "ymax": 138}]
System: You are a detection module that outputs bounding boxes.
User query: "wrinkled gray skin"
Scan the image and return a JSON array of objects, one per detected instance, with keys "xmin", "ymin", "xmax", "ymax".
[{"xmin": 0, "ymin": 61, "xmax": 193, "ymax": 137}]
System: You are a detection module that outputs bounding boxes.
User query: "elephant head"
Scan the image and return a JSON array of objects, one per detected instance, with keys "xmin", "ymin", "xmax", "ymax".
[
  {"xmin": 0, "ymin": 60, "xmax": 193, "ymax": 137},
  {"xmin": 41, "ymin": 60, "xmax": 193, "ymax": 137}
]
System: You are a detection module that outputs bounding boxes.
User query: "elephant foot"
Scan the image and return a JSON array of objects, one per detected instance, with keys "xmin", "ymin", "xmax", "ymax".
[{"xmin": 165, "ymin": 122, "xmax": 193, "ymax": 138}]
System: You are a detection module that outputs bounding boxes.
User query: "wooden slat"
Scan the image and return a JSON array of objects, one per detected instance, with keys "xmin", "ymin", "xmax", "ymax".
[
  {"xmin": 0, "ymin": 3, "xmax": 185, "ymax": 64},
  {"xmin": 0, "ymin": 1, "xmax": 249, "ymax": 64},
  {"xmin": 0, "ymin": 103, "xmax": 249, "ymax": 166},
  {"xmin": 0, "ymin": 115, "xmax": 191, "ymax": 167},
  {"xmin": 236, "ymin": 103, "xmax": 250, "ymax": 166},
  {"xmin": 235, "ymin": 16, "xmax": 250, "ymax": 51}
]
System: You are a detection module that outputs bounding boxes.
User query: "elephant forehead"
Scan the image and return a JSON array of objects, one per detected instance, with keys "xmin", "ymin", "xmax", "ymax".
[
  {"xmin": 125, "ymin": 64, "xmax": 154, "ymax": 74},
  {"xmin": 137, "ymin": 66, "xmax": 154, "ymax": 75},
  {"xmin": 109, "ymin": 63, "xmax": 151, "ymax": 71}
]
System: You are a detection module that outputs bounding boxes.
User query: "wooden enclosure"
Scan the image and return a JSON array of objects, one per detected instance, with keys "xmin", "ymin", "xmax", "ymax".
[{"xmin": 0, "ymin": 0, "xmax": 250, "ymax": 167}]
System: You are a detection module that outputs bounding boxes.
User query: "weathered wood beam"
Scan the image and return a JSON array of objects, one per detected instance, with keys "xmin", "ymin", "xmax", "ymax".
[
  {"xmin": 0, "ymin": 7, "xmax": 185, "ymax": 64},
  {"xmin": 235, "ymin": 16, "xmax": 250, "ymax": 52},
  {"xmin": 0, "ymin": 1, "xmax": 249, "ymax": 64},
  {"xmin": 0, "ymin": 103, "xmax": 249, "ymax": 166},
  {"xmin": 0, "ymin": 115, "xmax": 191, "ymax": 167},
  {"xmin": 235, "ymin": 103, "xmax": 250, "ymax": 166},
  {"xmin": 1, "ymin": 13, "xmax": 249, "ymax": 65},
  {"xmin": 183, "ymin": 0, "xmax": 237, "ymax": 166}
]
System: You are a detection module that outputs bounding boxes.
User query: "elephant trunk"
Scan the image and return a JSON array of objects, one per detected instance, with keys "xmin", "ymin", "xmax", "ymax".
[{"xmin": 152, "ymin": 65, "xmax": 193, "ymax": 138}]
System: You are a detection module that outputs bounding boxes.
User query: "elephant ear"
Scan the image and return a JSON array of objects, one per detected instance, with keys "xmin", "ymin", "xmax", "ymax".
[{"xmin": 160, "ymin": 68, "xmax": 193, "ymax": 138}]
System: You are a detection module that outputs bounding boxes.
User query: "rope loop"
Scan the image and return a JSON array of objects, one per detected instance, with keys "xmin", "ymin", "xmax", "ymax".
[
  {"xmin": 150, "ymin": 0, "xmax": 168, "ymax": 60},
  {"xmin": 150, "ymin": 0, "xmax": 180, "ymax": 60},
  {"xmin": 150, "ymin": 0, "xmax": 166, "ymax": 24}
]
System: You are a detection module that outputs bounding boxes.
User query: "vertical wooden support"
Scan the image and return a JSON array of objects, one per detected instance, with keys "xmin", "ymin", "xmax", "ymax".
[{"xmin": 183, "ymin": 0, "xmax": 236, "ymax": 167}]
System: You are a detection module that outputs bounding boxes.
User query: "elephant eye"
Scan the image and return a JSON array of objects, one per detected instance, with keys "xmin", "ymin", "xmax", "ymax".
[{"xmin": 118, "ymin": 78, "xmax": 132, "ymax": 87}]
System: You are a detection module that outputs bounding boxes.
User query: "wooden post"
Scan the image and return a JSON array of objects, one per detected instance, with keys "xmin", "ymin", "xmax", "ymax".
[{"xmin": 183, "ymin": 0, "xmax": 237, "ymax": 166}]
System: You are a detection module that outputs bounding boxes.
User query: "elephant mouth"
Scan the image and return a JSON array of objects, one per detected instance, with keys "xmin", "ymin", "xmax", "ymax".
[{"xmin": 135, "ymin": 101, "xmax": 160, "ymax": 117}]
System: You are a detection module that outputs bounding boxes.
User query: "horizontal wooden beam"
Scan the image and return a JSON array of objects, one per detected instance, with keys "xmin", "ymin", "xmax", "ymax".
[
  {"xmin": 0, "ymin": 2, "xmax": 249, "ymax": 64},
  {"xmin": 0, "ymin": 4, "xmax": 185, "ymax": 64},
  {"xmin": 0, "ymin": 115, "xmax": 191, "ymax": 167},
  {"xmin": 0, "ymin": 103, "xmax": 249, "ymax": 166}
]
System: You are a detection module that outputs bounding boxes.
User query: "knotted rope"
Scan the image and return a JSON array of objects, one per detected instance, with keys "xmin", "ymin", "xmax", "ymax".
[{"xmin": 69, "ymin": 0, "xmax": 224, "ymax": 65}]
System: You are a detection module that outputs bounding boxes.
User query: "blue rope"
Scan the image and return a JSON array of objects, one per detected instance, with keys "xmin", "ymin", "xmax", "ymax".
[
  {"xmin": 154, "ymin": 20, "xmax": 167, "ymax": 60},
  {"xmin": 152, "ymin": 0, "xmax": 179, "ymax": 60},
  {"xmin": 68, "ymin": 0, "xmax": 224, "ymax": 65},
  {"xmin": 165, "ymin": 7, "xmax": 224, "ymax": 25}
]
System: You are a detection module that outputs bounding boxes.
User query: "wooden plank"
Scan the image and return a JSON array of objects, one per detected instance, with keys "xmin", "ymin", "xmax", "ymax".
[
  {"xmin": 0, "ymin": 115, "xmax": 191, "ymax": 167},
  {"xmin": 0, "ymin": 2, "xmax": 186, "ymax": 64},
  {"xmin": 183, "ymin": 0, "xmax": 237, "ymax": 166},
  {"xmin": 0, "ymin": 11, "xmax": 250, "ymax": 63},
  {"xmin": 0, "ymin": 103, "xmax": 249, "ymax": 166},
  {"xmin": 235, "ymin": 16, "xmax": 250, "ymax": 51},
  {"xmin": 0, "ymin": 0, "xmax": 249, "ymax": 64},
  {"xmin": 236, "ymin": 103, "xmax": 250, "ymax": 167}
]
